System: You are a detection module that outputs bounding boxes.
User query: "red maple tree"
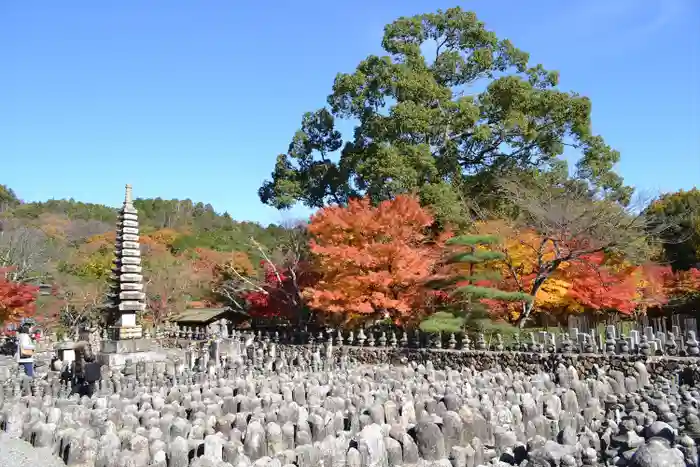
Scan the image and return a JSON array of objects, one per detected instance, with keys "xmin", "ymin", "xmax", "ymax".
[
  {"xmin": 242, "ymin": 260, "xmax": 316, "ymax": 320},
  {"xmin": 562, "ymin": 253, "xmax": 638, "ymax": 314},
  {"xmin": 0, "ymin": 267, "xmax": 39, "ymax": 323}
]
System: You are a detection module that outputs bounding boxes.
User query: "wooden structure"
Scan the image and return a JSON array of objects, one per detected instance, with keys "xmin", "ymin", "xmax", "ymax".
[{"xmin": 171, "ymin": 307, "xmax": 248, "ymax": 327}]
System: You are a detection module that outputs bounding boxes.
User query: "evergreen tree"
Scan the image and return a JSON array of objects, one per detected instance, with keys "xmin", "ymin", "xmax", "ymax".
[{"xmin": 420, "ymin": 234, "xmax": 531, "ymax": 333}]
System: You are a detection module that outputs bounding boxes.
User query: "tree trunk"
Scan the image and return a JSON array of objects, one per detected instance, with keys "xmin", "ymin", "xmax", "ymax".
[
  {"xmin": 514, "ymin": 274, "xmax": 551, "ymax": 329},
  {"xmin": 516, "ymin": 301, "xmax": 535, "ymax": 329}
]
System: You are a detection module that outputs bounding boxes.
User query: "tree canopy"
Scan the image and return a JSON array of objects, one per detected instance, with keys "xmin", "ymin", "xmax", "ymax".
[
  {"xmin": 304, "ymin": 195, "xmax": 447, "ymax": 327},
  {"xmin": 259, "ymin": 8, "xmax": 632, "ymax": 226},
  {"xmin": 0, "ymin": 180, "xmax": 697, "ymax": 333},
  {"xmin": 646, "ymin": 188, "xmax": 700, "ymax": 271}
]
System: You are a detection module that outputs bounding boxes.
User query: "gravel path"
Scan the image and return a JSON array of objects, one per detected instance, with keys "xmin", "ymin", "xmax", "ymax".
[{"xmin": 0, "ymin": 433, "xmax": 64, "ymax": 467}]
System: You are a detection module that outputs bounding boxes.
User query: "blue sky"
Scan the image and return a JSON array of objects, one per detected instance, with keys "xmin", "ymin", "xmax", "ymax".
[{"xmin": 2, "ymin": 0, "xmax": 698, "ymax": 225}]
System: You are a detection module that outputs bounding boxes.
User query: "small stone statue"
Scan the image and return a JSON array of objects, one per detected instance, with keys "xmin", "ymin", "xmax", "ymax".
[
  {"xmin": 544, "ymin": 334, "xmax": 555, "ymax": 353},
  {"xmin": 687, "ymin": 331, "xmax": 700, "ymax": 356},
  {"xmin": 560, "ymin": 333, "xmax": 573, "ymax": 353},
  {"xmin": 494, "ymin": 333, "xmax": 504, "ymax": 351},
  {"xmin": 605, "ymin": 328, "xmax": 617, "ymax": 354},
  {"xmin": 639, "ymin": 334, "xmax": 651, "ymax": 356},
  {"xmin": 618, "ymin": 334, "xmax": 630, "ymax": 354},
  {"xmin": 475, "ymin": 333, "xmax": 487, "ymax": 351},
  {"xmin": 448, "ymin": 333, "xmax": 457, "ymax": 349},
  {"xmin": 666, "ymin": 332, "xmax": 679, "ymax": 356},
  {"xmin": 336, "ymin": 329, "xmax": 344, "ymax": 346},
  {"xmin": 357, "ymin": 329, "xmax": 366, "ymax": 347}
]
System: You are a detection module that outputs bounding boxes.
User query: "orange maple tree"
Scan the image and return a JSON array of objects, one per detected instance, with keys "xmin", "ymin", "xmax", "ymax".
[
  {"xmin": 304, "ymin": 195, "xmax": 448, "ymax": 326},
  {"xmin": 624, "ymin": 264, "xmax": 700, "ymax": 313},
  {"xmin": 632, "ymin": 263, "xmax": 673, "ymax": 311}
]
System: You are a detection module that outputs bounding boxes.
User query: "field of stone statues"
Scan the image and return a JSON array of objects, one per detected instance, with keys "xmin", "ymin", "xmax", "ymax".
[{"xmin": 0, "ymin": 332, "xmax": 698, "ymax": 467}]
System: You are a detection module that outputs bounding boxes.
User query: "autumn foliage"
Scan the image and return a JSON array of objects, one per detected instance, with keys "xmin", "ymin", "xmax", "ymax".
[
  {"xmin": 3, "ymin": 186, "xmax": 699, "ymax": 332},
  {"xmin": 241, "ymin": 260, "xmax": 312, "ymax": 320},
  {"xmin": 304, "ymin": 196, "xmax": 447, "ymax": 326},
  {"xmin": 558, "ymin": 253, "xmax": 638, "ymax": 314},
  {"xmin": 0, "ymin": 267, "xmax": 39, "ymax": 323},
  {"xmin": 467, "ymin": 221, "xmax": 700, "ymax": 323}
]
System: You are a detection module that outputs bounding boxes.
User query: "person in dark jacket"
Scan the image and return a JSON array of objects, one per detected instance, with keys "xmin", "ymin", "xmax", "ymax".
[
  {"xmin": 79, "ymin": 352, "xmax": 101, "ymax": 397},
  {"xmin": 72, "ymin": 344, "xmax": 101, "ymax": 397}
]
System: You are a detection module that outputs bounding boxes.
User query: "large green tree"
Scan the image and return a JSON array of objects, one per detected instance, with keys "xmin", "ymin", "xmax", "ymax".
[
  {"xmin": 646, "ymin": 188, "xmax": 700, "ymax": 271},
  {"xmin": 259, "ymin": 8, "xmax": 631, "ymax": 225}
]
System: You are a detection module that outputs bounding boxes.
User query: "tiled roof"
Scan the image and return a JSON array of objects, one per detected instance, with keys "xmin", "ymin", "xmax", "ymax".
[{"xmin": 171, "ymin": 307, "xmax": 247, "ymax": 323}]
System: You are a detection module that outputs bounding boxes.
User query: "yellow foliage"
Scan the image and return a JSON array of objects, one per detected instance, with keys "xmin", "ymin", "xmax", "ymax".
[
  {"xmin": 75, "ymin": 252, "xmax": 113, "ymax": 281},
  {"xmin": 473, "ymin": 220, "xmax": 578, "ymax": 317},
  {"xmin": 535, "ymin": 278, "xmax": 572, "ymax": 310}
]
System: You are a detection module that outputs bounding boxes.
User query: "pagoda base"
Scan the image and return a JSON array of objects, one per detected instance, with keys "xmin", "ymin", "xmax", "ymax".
[
  {"xmin": 98, "ymin": 338, "xmax": 168, "ymax": 368},
  {"xmin": 107, "ymin": 325, "xmax": 143, "ymax": 340}
]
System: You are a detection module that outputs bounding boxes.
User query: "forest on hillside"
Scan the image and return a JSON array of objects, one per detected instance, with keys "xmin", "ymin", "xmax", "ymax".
[
  {"xmin": 2, "ymin": 8, "xmax": 699, "ymax": 337},
  {"xmin": 0, "ymin": 182, "xmax": 300, "ymax": 335}
]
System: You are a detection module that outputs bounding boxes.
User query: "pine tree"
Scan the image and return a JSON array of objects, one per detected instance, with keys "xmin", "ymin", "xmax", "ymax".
[{"xmin": 420, "ymin": 234, "xmax": 532, "ymax": 333}]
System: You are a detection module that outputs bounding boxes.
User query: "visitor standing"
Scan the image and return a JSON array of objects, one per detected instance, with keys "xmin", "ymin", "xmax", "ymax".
[
  {"xmin": 16, "ymin": 324, "xmax": 35, "ymax": 376},
  {"xmin": 73, "ymin": 345, "xmax": 100, "ymax": 397},
  {"xmin": 80, "ymin": 352, "xmax": 101, "ymax": 397}
]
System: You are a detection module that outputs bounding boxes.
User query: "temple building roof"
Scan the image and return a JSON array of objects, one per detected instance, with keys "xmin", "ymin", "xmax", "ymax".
[{"xmin": 171, "ymin": 307, "xmax": 248, "ymax": 325}]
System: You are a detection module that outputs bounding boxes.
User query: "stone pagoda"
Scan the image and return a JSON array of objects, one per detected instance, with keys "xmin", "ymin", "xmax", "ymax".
[
  {"xmin": 99, "ymin": 184, "xmax": 166, "ymax": 366},
  {"xmin": 107, "ymin": 183, "xmax": 145, "ymax": 339}
]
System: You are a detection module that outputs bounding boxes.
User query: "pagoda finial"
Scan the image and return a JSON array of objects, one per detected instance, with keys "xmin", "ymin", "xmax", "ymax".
[{"xmin": 125, "ymin": 184, "xmax": 133, "ymax": 205}]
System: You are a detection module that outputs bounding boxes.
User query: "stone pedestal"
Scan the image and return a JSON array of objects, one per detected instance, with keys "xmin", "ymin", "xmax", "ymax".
[
  {"xmin": 108, "ymin": 325, "xmax": 143, "ymax": 340},
  {"xmin": 98, "ymin": 338, "xmax": 167, "ymax": 367},
  {"xmin": 55, "ymin": 341, "xmax": 76, "ymax": 364}
]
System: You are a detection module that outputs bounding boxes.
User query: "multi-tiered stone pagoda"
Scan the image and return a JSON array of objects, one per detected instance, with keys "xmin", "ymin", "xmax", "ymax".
[
  {"xmin": 99, "ymin": 184, "xmax": 166, "ymax": 366},
  {"xmin": 106, "ymin": 184, "xmax": 145, "ymax": 339}
]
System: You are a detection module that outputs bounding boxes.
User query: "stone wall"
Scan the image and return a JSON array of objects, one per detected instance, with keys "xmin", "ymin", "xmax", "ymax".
[
  {"xmin": 267, "ymin": 343, "xmax": 700, "ymax": 385},
  {"xmin": 217, "ymin": 323, "xmax": 700, "ymax": 357}
]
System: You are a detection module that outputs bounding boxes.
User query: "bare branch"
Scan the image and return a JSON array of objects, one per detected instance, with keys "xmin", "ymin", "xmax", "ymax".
[
  {"xmin": 0, "ymin": 219, "xmax": 51, "ymax": 282},
  {"xmin": 52, "ymin": 278, "xmax": 107, "ymax": 337}
]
